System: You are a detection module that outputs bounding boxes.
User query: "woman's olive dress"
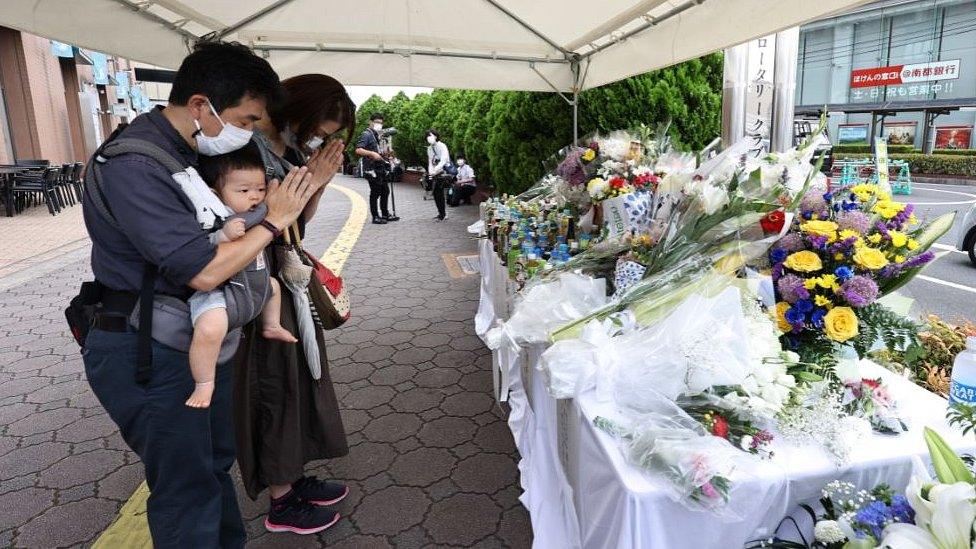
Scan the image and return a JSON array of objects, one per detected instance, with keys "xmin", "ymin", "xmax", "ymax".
[{"xmin": 233, "ymin": 136, "xmax": 348, "ymax": 499}]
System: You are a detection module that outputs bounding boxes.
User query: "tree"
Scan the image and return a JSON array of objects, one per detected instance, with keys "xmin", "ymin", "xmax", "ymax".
[{"xmin": 350, "ymin": 53, "xmax": 724, "ymax": 193}]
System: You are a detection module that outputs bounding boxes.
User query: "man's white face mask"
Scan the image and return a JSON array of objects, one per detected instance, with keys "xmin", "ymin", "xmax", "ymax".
[
  {"xmin": 372, "ymin": 122, "xmax": 383, "ymax": 132},
  {"xmin": 194, "ymin": 101, "xmax": 252, "ymax": 156}
]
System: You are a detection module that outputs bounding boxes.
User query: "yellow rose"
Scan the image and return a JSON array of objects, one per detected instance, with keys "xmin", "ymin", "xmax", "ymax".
[
  {"xmin": 775, "ymin": 302, "xmax": 792, "ymax": 332},
  {"xmin": 784, "ymin": 250, "xmax": 823, "ymax": 273},
  {"xmin": 814, "ymin": 295, "xmax": 833, "ymax": 309},
  {"xmin": 581, "ymin": 149, "xmax": 596, "ymax": 162},
  {"xmin": 801, "ymin": 220, "xmax": 839, "ymax": 239},
  {"xmin": 804, "ymin": 277, "xmax": 819, "ymax": 290},
  {"xmin": 889, "ymin": 230, "xmax": 908, "ymax": 248},
  {"xmin": 853, "ymin": 247, "xmax": 889, "ymax": 270},
  {"xmin": 867, "ymin": 233, "xmax": 883, "ymax": 244},
  {"xmin": 907, "ymin": 239, "xmax": 919, "ymax": 251},
  {"xmin": 823, "ymin": 306, "xmax": 859, "ymax": 342}
]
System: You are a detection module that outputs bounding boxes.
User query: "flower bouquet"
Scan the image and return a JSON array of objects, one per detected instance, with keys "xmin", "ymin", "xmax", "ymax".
[{"xmin": 770, "ymin": 183, "xmax": 955, "ymax": 363}]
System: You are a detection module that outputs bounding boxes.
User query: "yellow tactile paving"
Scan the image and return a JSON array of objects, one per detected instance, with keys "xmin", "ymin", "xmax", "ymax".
[{"xmin": 91, "ymin": 183, "xmax": 366, "ymax": 547}]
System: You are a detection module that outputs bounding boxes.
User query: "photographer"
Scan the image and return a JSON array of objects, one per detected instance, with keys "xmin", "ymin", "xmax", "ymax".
[
  {"xmin": 453, "ymin": 155, "xmax": 477, "ymax": 206},
  {"xmin": 355, "ymin": 113, "xmax": 398, "ymax": 224}
]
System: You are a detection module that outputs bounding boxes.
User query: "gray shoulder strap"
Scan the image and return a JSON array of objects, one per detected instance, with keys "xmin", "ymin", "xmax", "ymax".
[
  {"xmin": 99, "ymin": 138, "xmax": 187, "ymax": 175},
  {"xmin": 85, "ymin": 138, "xmax": 189, "ymax": 231}
]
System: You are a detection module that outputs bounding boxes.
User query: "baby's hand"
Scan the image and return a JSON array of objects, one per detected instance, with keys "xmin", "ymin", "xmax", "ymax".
[{"xmin": 222, "ymin": 218, "xmax": 246, "ymax": 241}]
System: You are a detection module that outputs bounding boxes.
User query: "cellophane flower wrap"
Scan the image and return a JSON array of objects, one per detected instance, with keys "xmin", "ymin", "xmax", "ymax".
[
  {"xmin": 770, "ymin": 181, "xmax": 955, "ymax": 359},
  {"xmin": 546, "ymin": 129, "xmax": 826, "ymax": 342},
  {"xmin": 593, "ymin": 397, "xmax": 751, "ymax": 517}
]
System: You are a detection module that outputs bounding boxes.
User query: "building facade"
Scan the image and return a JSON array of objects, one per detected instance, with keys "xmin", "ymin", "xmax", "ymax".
[
  {"xmin": 796, "ymin": 0, "xmax": 976, "ymax": 150},
  {"xmin": 0, "ymin": 27, "xmax": 155, "ymax": 165}
]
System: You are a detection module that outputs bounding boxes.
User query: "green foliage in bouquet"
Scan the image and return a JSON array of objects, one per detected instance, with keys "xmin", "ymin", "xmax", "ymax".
[{"xmin": 871, "ymin": 315, "xmax": 976, "ymax": 396}]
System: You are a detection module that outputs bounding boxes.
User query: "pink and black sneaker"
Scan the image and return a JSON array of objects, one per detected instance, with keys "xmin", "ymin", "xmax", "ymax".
[
  {"xmin": 293, "ymin": 476, "xmax": 349, "ymax": 506},
  {"xmin": 265, "ymin": 490, "xmax": 340, "ymax": 535}
]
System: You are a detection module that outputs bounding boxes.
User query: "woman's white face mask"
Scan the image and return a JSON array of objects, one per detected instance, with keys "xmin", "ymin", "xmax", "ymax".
[
  {"xmin": 457, "ymin": 159, "xmax": 465, "ymax": 166},
  {"xmin": 305, "ymin": 135, "xmax": 325, "ymax": 151},
  {"xmin": 426, "ymin": 135, "xmax": 437, "ymax": 145},
  {"xmin": 194, "ymin": 101, "xmax": 253, "ymax": 156}
]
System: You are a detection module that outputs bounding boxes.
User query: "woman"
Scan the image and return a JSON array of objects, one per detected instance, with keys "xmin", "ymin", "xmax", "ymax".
[
  {"xmin": 426, "ymin": 129, "xmax": 453, "ymax": 221},
  {"xmin": 234, "ymin": 73, "xmax": 355, "ymax": 535}
]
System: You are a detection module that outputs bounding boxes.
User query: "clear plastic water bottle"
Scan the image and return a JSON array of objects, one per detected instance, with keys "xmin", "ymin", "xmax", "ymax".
[{"xmin": 949, "ymin": 337, "xmax": 976, "ymax": 405}]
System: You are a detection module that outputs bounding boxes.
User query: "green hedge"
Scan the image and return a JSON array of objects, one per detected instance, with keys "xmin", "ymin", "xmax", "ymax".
[
  {"xmin": 833, "ymin": 144, "xmax": 918, "ymax": 154},
  {"xmin": 833, "ymin": 153, "xmax": 976, "ymax": 177},
  {"xmin": 931, "ymin": 149, "xmax": 976, "ymax": 156}
]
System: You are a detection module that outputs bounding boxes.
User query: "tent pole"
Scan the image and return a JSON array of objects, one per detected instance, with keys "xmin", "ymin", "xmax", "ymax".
[{"xmin": 573, "ymin": 90, "xmax": 579, "ymax": 145}]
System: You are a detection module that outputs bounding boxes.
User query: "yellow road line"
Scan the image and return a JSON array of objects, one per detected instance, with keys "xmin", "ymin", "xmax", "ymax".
[
  {"xmin": 319, "ymin": 183, "xmax": 368, "ymax": 275},
  {"xmin": 92, "ymin": 183, "xmax": 366, "ymax": 547}
]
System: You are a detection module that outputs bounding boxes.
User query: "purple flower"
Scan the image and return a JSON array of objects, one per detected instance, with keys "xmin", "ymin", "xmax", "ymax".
[
  {"xmin": 875, "ymin": 222, "xmax": 891, "ymax": 240},
  {"xmin": 800, "ymin": 191, "xmax": 828, "ymax": 217},
  {"xmin": 777, "ymin": 274, "xmax": 806, "ymax": 303},
  {"xmin": 837, "ymin": 211, "xmax": 872, "ymax": 234},
  {"xmin": 774, "ymin": 233, "xmax": 806, "ymax": 253},
  {"xmin": 772, "ymin": 262, "xmax": 784, "ymax": 280},
  {"xmin": 841, "ymin": 275, "xmax": 879, "ymax": 307},
  {"xmin": 879, "ymin": 251, "xmax": 935, "ymax": 278},
  {"xmin": 808, "ymin": 235, "xmax": 828, "ymax": 250},
  {"xmin": 556, "ymin": 148, "xmax": 587, "ymax": 187}
]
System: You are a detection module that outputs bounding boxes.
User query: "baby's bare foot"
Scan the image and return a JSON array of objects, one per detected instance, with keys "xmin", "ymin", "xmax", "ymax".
[
  {"xmin": 186, "ymin": 382, "xmax": 214, "ymax": 408},
  {"xmin": 263, "ymin": 325, "xmax": 298, "ymax": 343}
]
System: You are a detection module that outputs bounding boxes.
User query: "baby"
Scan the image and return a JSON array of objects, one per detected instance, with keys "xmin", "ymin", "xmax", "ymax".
[{"xmin": 186, "ymin": 145, "xmax": 296, "ymax": 408}]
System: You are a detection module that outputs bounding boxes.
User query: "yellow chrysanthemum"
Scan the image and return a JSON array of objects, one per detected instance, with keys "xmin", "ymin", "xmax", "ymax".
[
  {"xmin": 895, "ymin": 255, "xmax": 906, "ymax": 263},
  {"xmin": 804, "ymin": 277, "xmax": 819, "ymax": 290},
  {"xmin": 818, "ymin": 274, "xmax": 837, "ymax": 289},
  {"xmin": 834, "ymin": 253, "xmax": 845, "ymax": 261},
  {"xmin": 785, "ymin": 251, "xmax": 823, "ymax": 273},
  {"xmin": 867, "ymin": 233, "xmax": 883, "ymax": 244},
  {"xmin": 850, "ymin": 184, "xmax": 878, "ymax": 202},
  {"xmin": 907, "ymin": 239, "xmax": 919, "ymax": 251},
  {"xmin": 581, "ymin": 149, "xmax": 596, "ymax": 162},
  {"xmin": 889, "ymin": 230, "xmax": 908, "ymax": 248},
  {"xmin": 814, "ymin": 295, "xmax": 833, "ymax": 309},
  {"xmin": 853, "ymin": 247, "xmax": 889, "ymax": 270},
  {"xmin": 873, "ymin": 200, "xmax": 906, "ymax": 220},
  {"xmin": 824, "ymin": 307, "xmax": 859, "ymax": 342},
  {"xmin": 839, "ymin": 229, "xmax": 862, "ymax": 242},
  {"xmin": 775, "ymin": 302, "xmax": 792, "ymax": 333}
]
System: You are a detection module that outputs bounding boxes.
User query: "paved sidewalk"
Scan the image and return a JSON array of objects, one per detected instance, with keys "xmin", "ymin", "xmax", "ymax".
[
  {"xmin": 0, "ymin": 176, "xmax": 531, "ymax": 548},
  {"xmin": 0, "ymin": 205, "xmax": 90, "ymax": 279}
]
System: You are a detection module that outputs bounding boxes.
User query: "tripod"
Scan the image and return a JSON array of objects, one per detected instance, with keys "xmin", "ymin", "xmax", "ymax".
[{"xmin": 382, "ymin": 160, "xmax": 400, "ymax": 221}]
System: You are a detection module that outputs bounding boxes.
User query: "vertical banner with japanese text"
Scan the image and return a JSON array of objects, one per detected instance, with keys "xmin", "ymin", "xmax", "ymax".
[
  {"xmin": 745, "ymin": 35, "xmax": 776, "ymax": 154},
  {"xmin": 875, "ymin": 138, "xmax": 891, "ymax": 194}
]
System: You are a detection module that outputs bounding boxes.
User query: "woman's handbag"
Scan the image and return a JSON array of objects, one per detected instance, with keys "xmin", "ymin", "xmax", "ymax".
[{"xmin": 284, "ymin": 225, "xmax": 351, "ymax": 330}]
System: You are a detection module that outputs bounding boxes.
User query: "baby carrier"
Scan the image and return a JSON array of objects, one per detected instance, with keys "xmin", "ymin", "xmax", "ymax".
[{"xmin": 68, "ymin": 137, "xmax": 270, "ymax": 383}]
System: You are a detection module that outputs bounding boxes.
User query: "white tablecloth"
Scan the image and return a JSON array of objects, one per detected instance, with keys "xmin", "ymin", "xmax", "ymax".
[{"xmin": 476, "ymin": 248, "xmax": 976, "ymax": 549}]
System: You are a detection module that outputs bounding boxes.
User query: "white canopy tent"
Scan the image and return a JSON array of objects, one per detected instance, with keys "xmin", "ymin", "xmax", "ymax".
[{"xmin": 1, "ymin": 0, "xmax": 870, "ymax": 139}]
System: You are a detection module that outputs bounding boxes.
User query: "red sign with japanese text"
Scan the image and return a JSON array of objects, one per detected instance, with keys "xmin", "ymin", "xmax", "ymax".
[{"xmin": 850, "ymin": 60, "xmax": 960, "ymax": 88}]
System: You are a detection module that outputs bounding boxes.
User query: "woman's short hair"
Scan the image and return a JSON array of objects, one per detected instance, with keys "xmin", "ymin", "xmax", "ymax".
[{"xmin": 270, "ymin": 74, "xmax": 356, "ymax": 145}]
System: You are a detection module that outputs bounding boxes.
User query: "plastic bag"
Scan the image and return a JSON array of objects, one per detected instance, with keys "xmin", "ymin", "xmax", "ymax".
[{"xmin": 485, "ymin": 272, "xmax": 607, "ymax": 352}]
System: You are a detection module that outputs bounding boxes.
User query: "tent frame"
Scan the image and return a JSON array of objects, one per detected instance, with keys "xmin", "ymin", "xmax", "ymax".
[{"xmin": 104, "ymin": 0, "xmax": 712, "ymax": 143}]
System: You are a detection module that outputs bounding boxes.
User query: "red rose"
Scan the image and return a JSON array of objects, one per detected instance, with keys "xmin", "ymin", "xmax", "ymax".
[
  {"xmin": 711, "ymin": 416, "xmax": 729, "ymax": 439},
  {"xmin": 760, "ymin": 210, "xmax": 786, "ymax": 234},
  {"xmin": 609, "ymin": 177, "xmax": 626, "ymax": 189},
  {"xmin": 861, "ymin": 378, "xmax": 880, "ymax": 389},
  {"xmin": 588, "ymin": 141, "xmax": 600, "ymax": 152}
]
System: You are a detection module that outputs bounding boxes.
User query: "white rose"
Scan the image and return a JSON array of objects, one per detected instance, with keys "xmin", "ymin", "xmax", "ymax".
[
  {"xmin": 739, "ymin": 435, "xmax": 754, "ymax": 451},
  {"xmin": 696, "ymin": 181, "xmax": 729, "ymax": 215}
]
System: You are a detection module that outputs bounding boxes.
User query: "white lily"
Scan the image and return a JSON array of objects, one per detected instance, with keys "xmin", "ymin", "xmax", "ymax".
[{"xmin": 880, "ymin": 458, "xmax": 976, "ymax": 549}]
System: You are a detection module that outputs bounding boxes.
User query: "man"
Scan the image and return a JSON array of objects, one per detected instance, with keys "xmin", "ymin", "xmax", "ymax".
[
  {"xmin": 454, "ymin": 155, "xmax": 477, "ymax": 205},
  {"xmin": 355, "ymin": 113, "xmax": 399, "ymax": 224},
  {"xmin": 82, "ymin": 42, "xmax": 323, "ymax": 547}
]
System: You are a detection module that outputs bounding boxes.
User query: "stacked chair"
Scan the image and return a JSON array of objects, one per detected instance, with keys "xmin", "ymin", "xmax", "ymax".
[{"xmin": 8, "ymin": 162, "xmax": 84, "ymax": 216}]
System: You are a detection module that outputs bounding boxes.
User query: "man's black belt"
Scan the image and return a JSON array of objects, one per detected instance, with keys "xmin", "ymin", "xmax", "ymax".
[{"xmin": 92, "ymin": 313, "xmax": 132, "ymax": 332}]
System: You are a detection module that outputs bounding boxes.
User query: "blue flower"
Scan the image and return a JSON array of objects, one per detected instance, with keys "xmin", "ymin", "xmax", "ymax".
[
  {"xmin": 843, "ymin": 202, "xmax": 860, "ymax": 212},
  {"xmin": 794, "ymin": 299, "xmax": 814, "ymax": 313},
  {"xmin": 811, "ymin": 308, "xmax": 826, "ymax": 328},
  {"xmin": 823, "ymin": 192, "xmax": 834, "ymax": 202},
  {"xmin": 833, "ymin": 203, "xmax": 841, "ymax": 212},
  {"xmin": 890, "ymin": 494, "xmax": 915, "ymax": 524},
  {"xmin": 770, "ymin": 248, "xmax": 788, "ymax": 264},
  {"xmin": 835, "ymin": 266, "xmax": 854, "ymax": 281},
  {"xmin": 785, "ymin": 306, "xmax": 806, "ymax": 325},
  {"xmin": 854, "ymin": 501, "xmax": 891, "ymax": 541},
  {"xmin": 802, "ymin": 211, "xmax": 813, "ymax": 220}
]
